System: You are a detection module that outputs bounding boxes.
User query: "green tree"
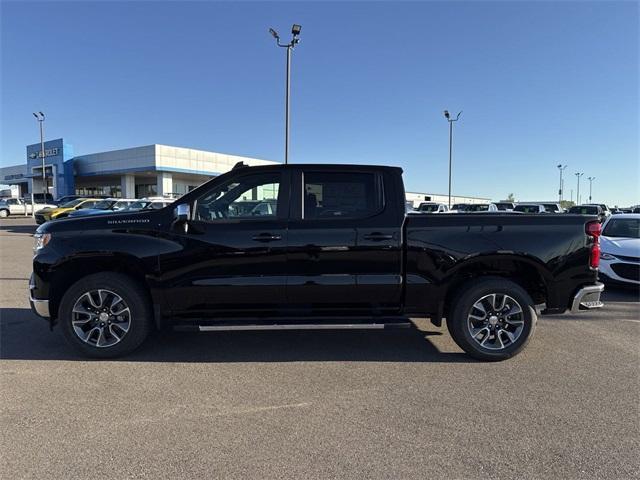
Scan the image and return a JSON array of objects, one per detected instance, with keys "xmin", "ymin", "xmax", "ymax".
[{"xmin": 506, "ymin": 193, "xmax": 515, "ymax": 202}]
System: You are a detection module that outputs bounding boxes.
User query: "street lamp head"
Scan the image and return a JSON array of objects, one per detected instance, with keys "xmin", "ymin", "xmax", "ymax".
[
  {"xmin": 269, "ymin": 28, "xmax": 280, "ymax": 40},
  {"xmin": 39, "ymin": 111, "xmax": 45, "ymax": 118},
  {"xmin": 33, "ymin": 112, "xmax": 38, "ymax": 118},
  {"xmin": 443, "ymin": 110, "xmax": 450, "ymax": 119},
  {"xmin": 291, "ymin": 24, "xmax": 301, "ymax": 36}
]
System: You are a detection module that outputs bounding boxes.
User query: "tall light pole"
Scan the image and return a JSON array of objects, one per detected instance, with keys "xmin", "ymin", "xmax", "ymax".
[
  {"xmin": 32, "ymin": 112, "xmax": 46, "ymax": 199},
  {"xmin": 575, "ymin": 172, "xmax": 584, "ymax": 205},
  {"xmin": 587, "ymin": 176, "xmax": 595, "ymax": 202},
  {"xmin": 444, "ymin": 110, "xmax": 462, "ymax": 209},
  {"xmin": 269, "ymin": 24, "xmax": 301, "ymax": 164},
  {"xmin": 557, "ymin": 164, "xmax": 567, "ymax": 203}
]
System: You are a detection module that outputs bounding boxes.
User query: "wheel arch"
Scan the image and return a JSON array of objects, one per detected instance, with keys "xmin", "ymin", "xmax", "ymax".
[
  {"xmin": 441, "ymin": 254, "xmax": 550, "ymax": 321},
  {"xmin": 48, "ymin": 254, "xmax": 156, "ymax": 325}
]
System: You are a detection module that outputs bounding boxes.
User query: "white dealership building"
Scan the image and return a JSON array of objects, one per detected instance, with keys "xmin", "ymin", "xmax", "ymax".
[{"xmin": 0, "ymin": 138, "xmax": 489, "ymax": 205}]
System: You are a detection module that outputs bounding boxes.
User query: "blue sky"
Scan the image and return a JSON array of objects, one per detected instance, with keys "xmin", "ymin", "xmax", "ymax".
[{"xmin": 1, "ymin": 1, "xmax": 638, "ymax": 205}]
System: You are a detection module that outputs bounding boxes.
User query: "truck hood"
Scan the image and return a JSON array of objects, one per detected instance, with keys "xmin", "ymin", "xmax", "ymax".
[
  {"xmin": 36, "ymin": 209, "xmax": 165, "ymax": 234},
  {"xmin": 600, "ymin": 236, "xmax": 640, "ymax": 257}
]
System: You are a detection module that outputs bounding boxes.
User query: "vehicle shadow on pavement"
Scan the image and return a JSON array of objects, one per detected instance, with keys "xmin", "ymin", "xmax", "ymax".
[
  {"xmin": 0, "ymin": 308, "xmax": 472, "ymax": 363},
  {"xmin": 0, "ymin": 223, "xmax": 38, "ymax": 235},
  {"xmin": 601, "ymin": 287, "xmax": 640, "ymax": 302}
]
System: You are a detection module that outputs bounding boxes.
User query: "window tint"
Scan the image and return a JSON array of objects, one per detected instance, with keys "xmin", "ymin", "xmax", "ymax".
[
  {"xmin": 303, "ymin": 172, "xmax": 381, "ymax": 219},
  {"xmin": 418, "ymin": 203, "xmax": 439, "ymax": 212},
  {"xmin": 466, "ymin": 204, "xmax": 489, "ymax": 212},
  {"xmin": 514, "ymin": 205, "xmax": 540, "ymax": 213},
  {"xmin": 569, "ymin": 206, "xmax": 599, "ymax": 214},
  {"xmin": 603, "ymin": 219, "xmax": 640, "ymax": 239},
  {"xmin": 195, "ymin": 172, "xmax": 280, "ymax": 222}
]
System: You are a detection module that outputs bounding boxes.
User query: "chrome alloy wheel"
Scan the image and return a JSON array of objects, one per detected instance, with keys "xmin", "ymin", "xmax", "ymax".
[
  {"xmin": 467, "ymin": 293, "xmax": 524, "ymax": 350},
  {"xmin": 71, "ymin": 289, "xmax": 131, "ymax": 348}
]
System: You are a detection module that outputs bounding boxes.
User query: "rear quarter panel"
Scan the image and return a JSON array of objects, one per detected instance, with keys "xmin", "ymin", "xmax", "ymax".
[{"xmin": 404, "ymin": 213, "xmax": 598, "ymax": 315}]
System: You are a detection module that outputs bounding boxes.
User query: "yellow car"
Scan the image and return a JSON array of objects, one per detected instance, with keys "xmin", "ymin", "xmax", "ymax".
[{"xmin": 35, "ymin": 198, "xmax": 103, "ymax": 223}]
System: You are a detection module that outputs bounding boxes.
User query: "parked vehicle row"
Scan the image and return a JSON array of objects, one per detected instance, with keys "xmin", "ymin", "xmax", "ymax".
[
  {"xmin": 409, "ymin": 201, "xmax": 623, "ymax": 223},
  {"xmin": 33, "ymin": 196, "xmax": 175, "ymax": 224},
  {"xmin": 0, "ymin": 197, "xmax": 57, "ymax": 217}
]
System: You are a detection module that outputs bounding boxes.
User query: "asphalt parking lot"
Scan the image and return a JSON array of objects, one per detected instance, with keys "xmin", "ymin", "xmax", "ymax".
[{"xmin": 1, "ymin": 217, "xmax": 638, "ymax": 480}]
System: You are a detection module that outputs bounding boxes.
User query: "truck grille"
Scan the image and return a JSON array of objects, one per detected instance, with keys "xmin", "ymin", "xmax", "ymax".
[{"xmin": 611, "ymin": 263, "xmax": 640, "ymax": 281}]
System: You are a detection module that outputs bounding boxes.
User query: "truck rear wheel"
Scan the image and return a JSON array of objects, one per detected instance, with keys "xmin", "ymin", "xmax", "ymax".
[
  {"xmin": 58, "ymin": 273, "xmax": 152, "ymax": 358},
  {"xmin": 446, "ymin": 278, "xmax": 537, "ymax": 361}
]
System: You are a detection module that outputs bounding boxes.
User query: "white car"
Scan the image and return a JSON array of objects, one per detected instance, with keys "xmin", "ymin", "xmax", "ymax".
[
  {"xmin": 0, "ymin": 198, "xmax": 57, "ymax": 217},
  {"xmin": 599, "ymin": 214, "xmax": 640, "ymax": 287}
]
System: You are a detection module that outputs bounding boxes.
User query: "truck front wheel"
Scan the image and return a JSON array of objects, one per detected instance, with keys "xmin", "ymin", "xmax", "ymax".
[
  {"xmin": 58, "ymin": 273, "xmax": 152, "ymax": 358},
  {"xmin": 446, "ymin": 278, "xmax": 537, "ymax": 361}
]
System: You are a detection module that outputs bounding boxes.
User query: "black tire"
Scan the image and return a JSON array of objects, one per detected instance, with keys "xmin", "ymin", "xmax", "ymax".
[
  {"xmin": 446, "ymin": 277, "xmax": 537, "ymax": 361},
  {"xmin": 58, "ymin": 273, "xmax": 152, "ymax": 358}
]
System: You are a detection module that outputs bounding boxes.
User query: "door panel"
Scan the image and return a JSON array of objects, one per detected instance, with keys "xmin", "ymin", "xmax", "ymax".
[
  {"xmin": 159, "ymin": 170, "xmax": 289, "ymax": 319},
  {"xmin": 286, "ymin": 169, "xmax": 402, "ymax": 315}
]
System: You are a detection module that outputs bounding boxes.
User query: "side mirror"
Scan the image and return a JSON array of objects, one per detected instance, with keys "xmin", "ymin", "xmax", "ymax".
[
  {"xmin": 175, "ymin": 203, "xmax": 190, "ymax": 222},
  {"xmin": 173, "ymin": 203, "xmax": 191, "ymax": 233}
]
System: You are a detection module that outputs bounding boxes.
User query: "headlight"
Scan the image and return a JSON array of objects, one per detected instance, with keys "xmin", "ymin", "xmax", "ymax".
[
  {"xmin": 600, "ymin": 252, "xmax": 616, "ymax": 260},
  {"xmin": 33, "ymin": 233, "xmax": 51, "ymax": 252}
]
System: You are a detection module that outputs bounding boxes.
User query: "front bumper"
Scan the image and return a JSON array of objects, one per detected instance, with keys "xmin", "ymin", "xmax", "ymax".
[
  {"xmin": 29, "ymin": 275, "xmax": 50, "ymax": 318},
  {"xmin": 570, "ymin": 282, "xmax": 605, "ymax": 312}
]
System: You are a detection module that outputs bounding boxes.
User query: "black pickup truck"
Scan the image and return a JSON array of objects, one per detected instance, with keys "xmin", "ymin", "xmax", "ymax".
[{"xmin": 30, "ymin": 163, "xmax": 604, "ymax": 360}]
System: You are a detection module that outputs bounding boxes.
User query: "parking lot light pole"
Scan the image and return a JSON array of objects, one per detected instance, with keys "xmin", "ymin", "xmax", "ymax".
[
  {"xmin": 587, "ymin": 176, "xmax": 595, "ymax": 202},
  {"xmin": 33, "ymin": 112, "xmax": 46, "ymax": 200},
  {"xmin": 269, "ymin": 24, "xmax": 301, "ymax": 165},
  {"xmin": 444, "ymin": 110, "xmax": 462, "ymax": 209},
  {"xmin": 557, "ymin": 164, "xmax": 567, "ymax": 202},
  {"xmin": 575, "ymin": 172, "xmax": 584, "ymax": 205}
]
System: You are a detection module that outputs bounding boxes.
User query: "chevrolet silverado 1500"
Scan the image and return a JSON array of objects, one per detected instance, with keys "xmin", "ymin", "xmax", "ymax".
[{"xmin": 30, "ymin": 164, "xmax": 604, "ymax": 360}]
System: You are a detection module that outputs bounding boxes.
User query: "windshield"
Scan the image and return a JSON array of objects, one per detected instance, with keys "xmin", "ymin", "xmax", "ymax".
[
  {"xmin": 93, "ymin": 200, "xmax": 115, "ymax": 210},
  {"xmin": 127, "ymin": 201, "xmax": 149, "ymax": 210},
  {"xmin": 113, "ymin": 200, "xmax": 131, "ymax": 210},
  {"xmin": 418, "ymin": 204, "xmax": 439, "ymax": 212},
  {"xmin": 543, "ymin": 204, "xmax": 559, "ymax": 212},
  {"xmin": 495, "ymin": 203, "xmax": 513, "ymax": 210},
  {"xmin": 61, "ymin": 199, "xmax": 84, "ymax": 208},
  {"xmin": 569, "ymin": 206, "xmax": 598, "ymax": 214},
  {"xmin": 603, "ymin": 218, "xmax": 640, "ymax": 238},
  {"xmin": 465, "ymin": 204, "xmax": 489, "ymax": 212},
  {"xmin": 452, "ymin": 204, "xmax": 468, "ymax": 211},
  {"xmin": 514, "ymin": 205, "xmax": 540, "ymax": 213}
]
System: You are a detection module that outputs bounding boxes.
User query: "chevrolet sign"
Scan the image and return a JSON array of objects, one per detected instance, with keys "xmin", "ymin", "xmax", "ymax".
[{"xmin": 28, "ymin": 147, "xmax": 59, "ymax": 159}]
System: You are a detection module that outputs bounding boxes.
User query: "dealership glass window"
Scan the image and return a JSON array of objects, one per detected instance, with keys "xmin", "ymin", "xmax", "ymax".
[
  {"xmin": 194, "ymin": 172, "xmax": 280, "ymax": 222},
  {"xmin": 303, "ymin": 172, "xmax": 381, "ymax": 219},
  {"xmin": 75, "ymin": 185, "xmax": 121, "ymax": 197},
  {"xmin": 135, "ymin": 184, "xmax": 157, "ymax": 198}
]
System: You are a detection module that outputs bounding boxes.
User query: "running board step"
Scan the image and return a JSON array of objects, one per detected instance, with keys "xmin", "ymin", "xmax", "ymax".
[{"xmin": 175, "ymin": 322, "xmax": 413, "ymax": 332}]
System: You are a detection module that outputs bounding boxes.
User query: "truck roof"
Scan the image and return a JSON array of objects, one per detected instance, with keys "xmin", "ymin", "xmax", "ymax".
[{"xmin": 233, "ymin": 162, "xmax": 403, "ymax": 173}]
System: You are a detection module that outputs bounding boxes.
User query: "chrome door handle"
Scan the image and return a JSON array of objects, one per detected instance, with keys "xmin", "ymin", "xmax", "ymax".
[{"xmin": 252, "ymin": 233, "xmax": 282, "ymax": 242}]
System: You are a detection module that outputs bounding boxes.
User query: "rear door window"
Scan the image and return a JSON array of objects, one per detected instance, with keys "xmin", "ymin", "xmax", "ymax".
[{"xmin": 303, "ymin": 172, "xmax": 382, "ymax": 220}]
